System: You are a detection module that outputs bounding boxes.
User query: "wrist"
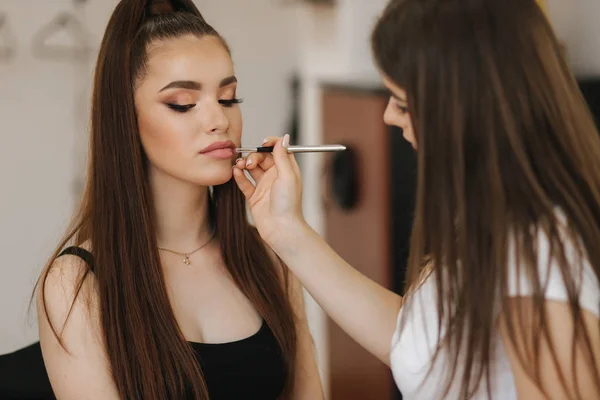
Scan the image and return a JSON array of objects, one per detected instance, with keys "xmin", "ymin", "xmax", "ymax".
[{"xmin": 267, "ymin": 217, "xmax": 314, "ymax": 257}]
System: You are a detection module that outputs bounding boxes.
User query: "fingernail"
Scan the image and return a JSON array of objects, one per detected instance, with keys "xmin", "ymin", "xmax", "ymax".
[
  {"xmin": 235, "ymin": 158, "xmax": 243, "ymax": 163},
  {"xmin": 282, "ymin": 134, "xmax": 290, "ymax": 148},
  {"xmin": 246, "ymin": 159, "xmax": 253, "ymax": 167},
  {"xmin": 262, "ymin": 138, "xmax": 269, "ymax": 145}
]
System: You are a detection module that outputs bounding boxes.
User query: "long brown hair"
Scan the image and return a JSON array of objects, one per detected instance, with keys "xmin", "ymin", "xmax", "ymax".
[
  {"xmin": 372, "ymin": 0, "xmax": 600, "ymax": 398},
  {"xmin": 33, "ymin": 0, "xmax": 297, "ymax": 398}
]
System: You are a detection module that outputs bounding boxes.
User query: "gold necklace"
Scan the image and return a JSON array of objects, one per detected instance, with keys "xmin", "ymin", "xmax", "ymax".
[{"xmin": 158, "ymin": 230, "xmax": 215, "ymax": 265}]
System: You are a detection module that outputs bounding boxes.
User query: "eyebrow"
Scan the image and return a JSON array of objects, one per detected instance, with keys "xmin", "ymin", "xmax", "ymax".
[
  {"xmin": 391, "ymin": 93, "xmax": 407, "ymax": 103},
  {"xmin": 158, "ymin": 75, "xmax": 237, "ymax": 92}
]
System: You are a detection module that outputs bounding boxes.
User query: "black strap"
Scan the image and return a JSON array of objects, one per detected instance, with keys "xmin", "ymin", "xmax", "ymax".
[{"xmin": 57, "ymin": 246, "xmax": 95, "ymax": 271}]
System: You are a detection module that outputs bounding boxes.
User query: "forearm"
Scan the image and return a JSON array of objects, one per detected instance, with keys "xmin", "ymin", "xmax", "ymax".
[{"xmin": 272, "ymin": 221, "xmax": 403, "ymax": 365}]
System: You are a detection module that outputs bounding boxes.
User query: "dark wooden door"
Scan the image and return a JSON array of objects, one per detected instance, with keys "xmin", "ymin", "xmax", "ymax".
[{"xmin": 321, "ymin": 85, "xmax": 396, "ymax": 400}]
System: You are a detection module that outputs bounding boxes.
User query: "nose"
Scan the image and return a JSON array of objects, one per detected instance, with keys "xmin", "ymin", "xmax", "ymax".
[
  {"xmin": 202, "ymin": 102, "xmax": 230, "ymax": 135},
  {"xmin": 383, "ymin": 100, "xmax": 395, "ymax": 126}
]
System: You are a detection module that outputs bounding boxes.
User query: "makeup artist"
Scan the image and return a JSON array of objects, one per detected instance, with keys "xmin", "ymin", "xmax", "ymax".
[{"xmin": 234, "ymin": 0, "xmax": 600, "ymax": 398}]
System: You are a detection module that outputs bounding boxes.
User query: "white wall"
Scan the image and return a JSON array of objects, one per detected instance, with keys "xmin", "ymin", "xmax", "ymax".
[
  {"xmin": 546, "ymin": 0, "xmax": 600, "ymax": 77},
  {"xmin": 0, "ymin": 0, "xmax": 92, "ymax": 354}
]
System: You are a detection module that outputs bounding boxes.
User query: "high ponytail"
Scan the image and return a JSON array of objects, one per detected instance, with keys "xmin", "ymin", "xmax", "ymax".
[
  {"xmin": 149, "ymin": 0, "xmax": 174, "ymax": 15},
  {"xmin": 35, "ymin": 0, "xmax": 298, "ymax": 398},
  {"xmin": 145, "ymin": 0, "xmax": 204, "ymax": 18}
]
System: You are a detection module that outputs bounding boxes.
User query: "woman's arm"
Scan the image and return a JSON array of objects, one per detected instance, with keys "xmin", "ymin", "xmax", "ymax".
[
  {"xmin": 37, "ymin": 255, "xmax": 120, "ymax": 399},
  {"xmin": 235, "ymin": 136, "xmax": 403, "ymax": 365},
  {"xmin": 277, "ymin": 222, "xmax": 402, "ymax": 365}
]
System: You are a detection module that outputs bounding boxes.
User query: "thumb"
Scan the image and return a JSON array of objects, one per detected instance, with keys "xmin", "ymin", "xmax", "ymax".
[{"xmin": 272, "ymin": 134, "xmax": 295, "ymax": 179}]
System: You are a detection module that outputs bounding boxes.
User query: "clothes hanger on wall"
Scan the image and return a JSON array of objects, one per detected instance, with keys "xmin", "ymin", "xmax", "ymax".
[
  {"xmin": 0, "ymin": 13, "xmax": 17, "ymax": 62},
  {"xmin": 31, "ymin": 0, "xmax": 92, "ymax": 60}
]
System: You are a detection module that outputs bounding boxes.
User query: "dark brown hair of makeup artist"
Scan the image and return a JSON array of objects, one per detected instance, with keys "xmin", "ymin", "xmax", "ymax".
[
  {"xmin": 32, "ymin": 0, "xmax": 297, "ymax": 398},
  {"xmin": 372, "ymin": 0, "xmax": 600, "ymax": 399}
]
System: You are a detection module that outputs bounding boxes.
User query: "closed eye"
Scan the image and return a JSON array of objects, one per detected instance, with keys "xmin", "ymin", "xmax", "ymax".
[
  {"xmin": 167, "ymin": 103, "xmax": 195, "ymax": 113},
  {"xmin": 389, "ymin": 94, "xmax": 408, "ymax": 114},
  {"xmin": 396, "ymin": 104, "xmax": 408, "ymax": 113},
  {"xmin": 219, "ymin": 98, "xmax": 243, "ymax": 108}
]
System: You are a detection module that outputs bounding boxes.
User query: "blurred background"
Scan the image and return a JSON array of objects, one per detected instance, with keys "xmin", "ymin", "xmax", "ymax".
[{"xmin": 0, "ymin": 0, "xmax": 599, "ymax": 399}]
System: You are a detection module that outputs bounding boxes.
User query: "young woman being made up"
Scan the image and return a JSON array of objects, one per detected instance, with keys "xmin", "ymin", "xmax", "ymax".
[{"xmin": 35, "ymin": 0, "xmax": 323, "ymax": 399}]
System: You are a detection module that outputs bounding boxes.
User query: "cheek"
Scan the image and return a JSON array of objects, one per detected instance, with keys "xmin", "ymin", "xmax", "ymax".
[
  {"xmin": 137, "ymin": 107, "xmax": 191, "ymax": 160},
  {"xmin": 403, "ymin": 120, "xmax": 417, "ymax": 149},
  {"xmin": 226, "ymin": 108, "xmax": 243, "ymax": 143},
  {"xmin": 383, "ymin": 102, "xmax": 397, "ymax": 127},
  {"xmin": 383, "ymin": 102, "xmax": 408, "ymax": 129},
  {"xmin": 403, "ymin": 116, "xmax": 414, "ymax": 134}
]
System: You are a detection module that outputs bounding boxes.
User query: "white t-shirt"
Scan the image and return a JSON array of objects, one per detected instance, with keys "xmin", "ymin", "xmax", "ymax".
[{"xmin": 389, "ymin": 227, "xmax": 600, "ymax": 399}]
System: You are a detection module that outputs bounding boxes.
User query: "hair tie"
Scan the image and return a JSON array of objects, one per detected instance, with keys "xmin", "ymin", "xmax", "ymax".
[{"xmin": 149, "ymin": 0, "xmax": 174, "ymax": 16}]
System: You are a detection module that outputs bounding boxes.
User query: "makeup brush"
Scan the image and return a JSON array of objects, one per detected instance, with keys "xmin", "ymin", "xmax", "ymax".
[{"xmin": 235, "ymin": 144, "xmax": 346, "ymax": 153}]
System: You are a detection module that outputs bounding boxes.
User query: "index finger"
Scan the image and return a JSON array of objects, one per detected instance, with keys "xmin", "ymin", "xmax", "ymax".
[
  {"xmin": 257, "ymin": 136, "xmax": 280, "ymax": 170},
  {"xmin": 244, "ymin": 136, "xmax": 279, "ymax": 170}
]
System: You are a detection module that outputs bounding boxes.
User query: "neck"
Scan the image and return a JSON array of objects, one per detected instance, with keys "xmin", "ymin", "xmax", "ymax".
[{"xmin": 149, "ymin": 168, "xmax": 213, "ymax": 253}]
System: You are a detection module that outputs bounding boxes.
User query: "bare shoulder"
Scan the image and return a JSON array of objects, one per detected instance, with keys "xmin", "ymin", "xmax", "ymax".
[
  {"xmin": 37, "ymin": 244, "xmax": 119, "ymax": 399},
  {"xmin": 37, "ymin": 244, "xmax": 98, "ymax": 336},
  {"xmin": 500, "ymin": 298, "xmax": 600, "ymax": 399}
]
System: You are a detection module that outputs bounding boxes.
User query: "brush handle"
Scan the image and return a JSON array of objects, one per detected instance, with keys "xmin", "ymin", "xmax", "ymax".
[{"xmin": 236, "ymin": 144, "xmax": 346, "ymax": 154}]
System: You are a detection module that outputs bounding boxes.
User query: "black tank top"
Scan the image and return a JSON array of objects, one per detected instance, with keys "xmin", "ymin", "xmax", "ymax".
[{"xmin": 1, "ymin": 247, "xmax": 287, "ymax": 400}]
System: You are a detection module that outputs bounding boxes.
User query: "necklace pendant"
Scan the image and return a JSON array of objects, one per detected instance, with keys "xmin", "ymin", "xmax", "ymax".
[{"xmin": 182, "ymin": 255, "xmax": 191, "ymax": 265}]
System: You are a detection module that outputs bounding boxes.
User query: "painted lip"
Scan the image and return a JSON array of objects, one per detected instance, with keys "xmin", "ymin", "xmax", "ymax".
[{"xmin": 199, "ymin": 140, "xmax": 235, "ymax": 154}]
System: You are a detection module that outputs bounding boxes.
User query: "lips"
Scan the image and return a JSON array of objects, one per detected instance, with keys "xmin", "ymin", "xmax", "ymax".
[{"xmin": 199, "ymin": 140, "xmax": 235, "ymax": 154}]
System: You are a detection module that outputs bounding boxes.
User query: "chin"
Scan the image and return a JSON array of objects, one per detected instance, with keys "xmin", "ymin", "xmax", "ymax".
[{"xmin": 190, "ymin": 165, "xmax": 234, "ymax": 187}]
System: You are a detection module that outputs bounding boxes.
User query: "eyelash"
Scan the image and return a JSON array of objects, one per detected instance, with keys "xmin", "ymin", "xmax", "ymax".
[
  {"xmin": 389, "ymin": 96, "xmax": 408, "ymax": 114},
  {"xmin": 167, "ymin": 104, "xmax": 195, "ymax": 112},
  {"xmin": 396, "ymin": 104, "xmax": 408, "ymax": 113},
  {"xmin": 220, "ymin": 98, "xmax": 243, "ymax": 107},
  {"xmin": 167, "ymin": 98, "xmax": 244, "ymax": 113}
]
